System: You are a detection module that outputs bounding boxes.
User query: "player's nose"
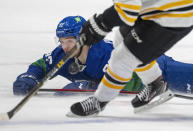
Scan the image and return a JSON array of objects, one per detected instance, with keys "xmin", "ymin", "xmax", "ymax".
[{"xmin": 62, "ymin": 44, "xmax": 70, "ymax": 53}]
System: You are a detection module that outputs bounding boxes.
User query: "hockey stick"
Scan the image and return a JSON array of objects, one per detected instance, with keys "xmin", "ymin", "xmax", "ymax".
[
  {"xmin": 39, "ymin": 88, "xmax": 138, "ymax": 94},
  {"xmin": 39, "ymin": 88, "xmax": 193, "ymax": 100},
  {"xmin": 174, "ymin": 94, "xmax": 193, "ymax": 100},
  {"xmin": 0, "ymin": 43, "xmax": 80, "ymax": 121}
]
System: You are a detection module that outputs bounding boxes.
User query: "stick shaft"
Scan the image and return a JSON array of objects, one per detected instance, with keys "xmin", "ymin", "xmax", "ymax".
[
  {"xmin": 6, "ymin": 44, "xmax": 79, "ymax": 120},
  {"xmin": 39, "ymin": 88, "xmax": 138, "ymax": 94},
  {"xmin": 39, "ymin": 89, "xmax": 193, "ymax": 100},
  {"xmin": 174, "ymin": 94, "xmax": 193, "ymax": 100}
]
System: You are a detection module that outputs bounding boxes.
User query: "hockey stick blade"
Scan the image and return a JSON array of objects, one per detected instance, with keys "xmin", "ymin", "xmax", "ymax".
[
  {"xmin": 0, "ymin": 43, "xmax": 80, "ymax": 120},
  {"xmin": 0, "ymin": 113, "xmax": 10, "ymax": 121},
  {"xmin": 134, "ymin": 90, "xmax": 174, "ymax": 113}
]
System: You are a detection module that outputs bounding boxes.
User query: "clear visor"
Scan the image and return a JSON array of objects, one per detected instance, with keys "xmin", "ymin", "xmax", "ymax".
[
  {"xmin": 54, "ymin": 36, "xmax": 60, "ymax": 45},
  {"xmin": 54, "ymin": 36, "xmax": 77, "ymax": 46}
]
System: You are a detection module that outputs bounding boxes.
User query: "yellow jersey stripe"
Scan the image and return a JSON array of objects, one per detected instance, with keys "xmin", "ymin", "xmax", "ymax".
[
  {"xmin": 115, "ymin": 2, "xmax": 141, "ymax": 11},
  {"xmin": 107, "ymin": 67, "xmax": 131, "ymax": 82},
  {"xmin": 143, "ymin": 11, "xmax": 193, "ymax": 20},
  {"xmin": 102, "ymin": 77, "xmax": 125, "ymax": 90},
  {"xmin": 115, "ymin": 4, "xmax": 138, "ymax": 23},
  {"xmin": 134, "ymin": 60, "xmax": 156, "ymax": 72},
  {"xmin": 141, "ymin": 0, "xmax": 193, "ymax": 14}
]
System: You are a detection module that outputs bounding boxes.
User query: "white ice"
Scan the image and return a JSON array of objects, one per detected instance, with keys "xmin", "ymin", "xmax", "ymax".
[{"xmin": 1, "ymin": 0, "xmax": 193, "ymax": 131}]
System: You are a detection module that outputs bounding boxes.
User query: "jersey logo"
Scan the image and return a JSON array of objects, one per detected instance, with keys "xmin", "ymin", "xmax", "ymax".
[
  {"xmin": 79, "ymin": 83, "xmax": 83, "ymax": 89},
  {"xmin": 131, "ymin": 29, "xmax": 143, "ymax": 43},
  {"xmin": 186, "ymin": 83, "xmax": 192, "ymax": 94},
  {"xmin": 74, "ymin": 17, "xmax": 81, "ymax": 23},
  {"xmin": 45, "ymin": 53, "xmax": 52, "ymax": 65}
]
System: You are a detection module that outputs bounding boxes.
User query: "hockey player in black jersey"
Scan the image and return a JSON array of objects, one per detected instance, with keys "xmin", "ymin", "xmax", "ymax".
[{"xmin": 69, "ymin": 0, "xmax": 193, "ymax": 116}]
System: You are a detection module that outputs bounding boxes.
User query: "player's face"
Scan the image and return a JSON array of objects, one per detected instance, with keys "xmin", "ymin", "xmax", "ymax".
[{"xmin": 59, "ymin": 37, "xmax": 77, "ymax": 53}]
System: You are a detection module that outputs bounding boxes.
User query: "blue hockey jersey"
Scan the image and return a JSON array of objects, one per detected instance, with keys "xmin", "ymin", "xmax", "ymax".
[
  {"xmin": 26, "ymin": 39, "xmax": 193, "ymax": 94},
  {"xmin": 27, "ymin": 40, "xmax": 113, "ymax": 84}
]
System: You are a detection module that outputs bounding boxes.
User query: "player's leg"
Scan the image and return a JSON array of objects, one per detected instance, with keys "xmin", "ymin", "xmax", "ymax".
[
  {"xmin": 113, "ymin": 25, "xmax": 132, "ymax": 48},
  {"xmin": 69, "ymin": 18, "xmax": 192, "ymax": 117},
  {"xmin": 157, "ymin": 55, "xmax": 193, "ymax": 94},
  {"xmin": 125, "ymin": 18, "xmax": 192, "ymax": 109},
  {"xmin": 114, "ymin": 25, "xmax": 167, "ymax": 99},
  {"xmin": 132, "ymin": 61, "xmax": 167, "ymax": 108},
  {"xmin": 135, "ymin": 60, "xmax": 162, "ymax": 85},
  {"xmin": 69, "ymin": 42, "xmax": 142, "ymax": 116}
]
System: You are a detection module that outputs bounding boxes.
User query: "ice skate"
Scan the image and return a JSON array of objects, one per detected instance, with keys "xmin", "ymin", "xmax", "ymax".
[
  {"xmin": 67, "ymin": 96, "xmax": 108, "ymax": 117},
  {"xmin": 131, "ymin": 76, "xmax": 173, "ymax": 113}
]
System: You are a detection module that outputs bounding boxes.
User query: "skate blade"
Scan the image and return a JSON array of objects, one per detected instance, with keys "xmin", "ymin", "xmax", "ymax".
[
  {"xmin": 66, "ymin": 111, "xmax": 80, "ymax": 118},
  {"xmin": 66, "ymin": 111, "xmax": 99, "ymax": 118},
  {"xmin": 134, "ymin": 90, "xmax": 174, "ymax": 114}
]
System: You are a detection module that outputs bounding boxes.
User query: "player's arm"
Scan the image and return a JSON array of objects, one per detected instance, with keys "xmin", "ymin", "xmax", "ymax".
[
  {"xmin": 13, "ymin": 45, "xmax": 65, "ymax": 95},
  {"xmin": 78, "ymin": 0, "xmax": 142, "ymax": 46}
]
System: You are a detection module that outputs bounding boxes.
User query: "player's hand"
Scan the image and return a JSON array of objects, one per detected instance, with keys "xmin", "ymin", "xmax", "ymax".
[
  {"xmin": 78, "ymin": 14, "xmax": 111, "ymax": 46},
  {"xmin": 13, "ymin": 73, "xmax": 39, "ymax": 95}
]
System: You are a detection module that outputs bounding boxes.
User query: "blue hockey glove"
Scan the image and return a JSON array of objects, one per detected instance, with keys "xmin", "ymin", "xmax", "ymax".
[
  {"xmin": 13, "ymin": 73, "xmax": 39, "ymax": 95},
  {"xmin": 79, "ymin": 14, "xmax": 111, "ymax": 46}
]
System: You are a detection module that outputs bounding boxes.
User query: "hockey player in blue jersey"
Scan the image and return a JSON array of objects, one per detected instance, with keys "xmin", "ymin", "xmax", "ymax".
[
  {"xmin": 13, "ymin": 16, "xmax": 114, "ymax": 95},
  {"xmin": 13, "ymin": 15, "xmax": 193, "ymax": 98},
  {"xmin": 13, "ymin": 15, "xmax": 160, "ymax": 96}
]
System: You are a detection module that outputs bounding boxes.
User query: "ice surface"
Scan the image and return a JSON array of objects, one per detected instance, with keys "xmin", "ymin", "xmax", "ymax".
[{"xmin": 1, "ymin": 0, "xmax": 193, "ymax": 131}]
